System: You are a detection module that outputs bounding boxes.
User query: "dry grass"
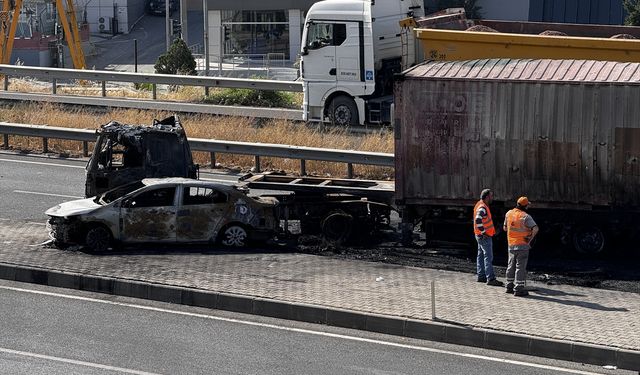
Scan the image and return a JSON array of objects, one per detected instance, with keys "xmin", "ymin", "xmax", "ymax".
[{"xmin": 0, "ymin": 103, "xmax": 393, "ymax": 179}]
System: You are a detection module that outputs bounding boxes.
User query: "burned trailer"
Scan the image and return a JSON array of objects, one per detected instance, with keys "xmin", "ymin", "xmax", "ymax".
[
  {"xmin": 394, "ymin": 58, "xmax": 640, "ymax": 255},
  {"xmin": 239, "ymin": 173, "xmax": 394, "ymax": 244},
  {"xmin": 85, "ymin": 115, "xmax": 198, "ymax": 198}
]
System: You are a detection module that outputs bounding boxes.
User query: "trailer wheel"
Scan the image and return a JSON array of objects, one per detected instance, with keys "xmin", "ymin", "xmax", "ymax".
[
  {"xmin": 321, "ymin": 210, "xmax": 353, "ymax": 244},
  {"xmin": 572, "ymin": 225, "xmax": 605, "ymax": 255},
  {"xmin": 328, "ymin": 96, "xmax": 359, "ymax": 127}
]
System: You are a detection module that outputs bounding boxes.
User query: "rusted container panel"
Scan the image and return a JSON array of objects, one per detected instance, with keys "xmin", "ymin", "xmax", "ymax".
[{"xmin": 394, "ymin": 58, "xmax": 640, "ymax": 208}]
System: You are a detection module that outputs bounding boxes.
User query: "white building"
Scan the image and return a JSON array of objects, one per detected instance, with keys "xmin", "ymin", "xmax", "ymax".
[{"xmin": 80, "ymin": 0, "xmax": 146, "ymax": 34}]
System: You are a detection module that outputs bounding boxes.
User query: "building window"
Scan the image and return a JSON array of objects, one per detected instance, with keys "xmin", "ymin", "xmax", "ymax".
[{"xmin": 221, "ymin": 10, "xmax": 290, "ymax": 60}]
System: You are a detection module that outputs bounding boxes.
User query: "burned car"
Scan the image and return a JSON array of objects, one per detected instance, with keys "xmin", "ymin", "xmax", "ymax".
[
  {"xmin": 85, "ymin": 115, "xmax": 198, "ymax": 198},
  {"xmin": 46, "ymin": 178, "xmax": 279, "ymax": 252}
]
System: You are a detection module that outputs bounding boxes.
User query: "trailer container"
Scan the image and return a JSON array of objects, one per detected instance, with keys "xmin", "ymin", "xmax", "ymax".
[{"xmin": 394, "ymin": 58, "xmax": 640, "ymax": 254}]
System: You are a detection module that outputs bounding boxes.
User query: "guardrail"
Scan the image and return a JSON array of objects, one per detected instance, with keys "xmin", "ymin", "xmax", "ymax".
[
  {"xmin": 0, "ymin": 122, "xmax": 394, "ymax": 178},
  {"xmin": 0, "ymin": 64, "xmax": 302, "ymax": 93}
]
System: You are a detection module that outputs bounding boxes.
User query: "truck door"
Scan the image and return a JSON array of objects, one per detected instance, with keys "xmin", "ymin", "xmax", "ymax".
[
  {"xmin": 335, "ymin": 22, "xmax": 361, "ymax": 83},
  {"xmin": 302, "ymin": 22, "xmax": 339, "ymax": 83}
]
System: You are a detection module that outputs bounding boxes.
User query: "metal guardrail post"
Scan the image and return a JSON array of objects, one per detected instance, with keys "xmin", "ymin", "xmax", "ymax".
[
  {"xmin": 83, "ymin": 141, "xmax": 89, "ymax": 157},
  {"xmin": 152, "ymin": 84, "xmax": 157, "ymax": 100},
  {"xmin": 431, "ymin": 280, "xmax": 436, "ymax": 320},
  {"xmin": 210, "ymin": 152, "xmax": 216, "ymax": 167},
  {"xmin": 300, "ymin": 159, "xmax": 306, "ymax": 176},
  {"xmin": 42, "ymin": 138, "xmax": 48, "ymax": 153},
  {"xmin": 101, "ymin": 81, "xmax": 106, "ymax": 97},
  {"xmin": 3, "ymin": 76, "xmax": 8, "ymax": 90},
  {"xmin": 347, "ymin": 163, "xmax": 354, "ymax": 179},
  {"xmin": 254, "ymin": 155, "xmax": 261, "ymax": 173},
  {"xmin": 52, "ymin": 79, "xmax": 57, "ymax": 94},
  {"xmin": 2, "ymin": 134, "xmax": 8, "ymax": 149}
]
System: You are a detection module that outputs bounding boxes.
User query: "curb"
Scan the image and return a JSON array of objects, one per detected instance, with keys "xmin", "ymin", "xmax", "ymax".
[{"xmin": 1, "ymin": 263, "xmax": 638, "ymax": 371}]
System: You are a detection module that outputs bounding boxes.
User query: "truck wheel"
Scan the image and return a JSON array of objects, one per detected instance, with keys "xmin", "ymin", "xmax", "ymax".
[
  {"xmin": 85, "ymin": 225, "xmax": 112, "ymax": 252},
  {"xmin": 572, "ymin": 225, "xmax": 605, "ymax": 255},
  {"xmin": 321, "ymin": 210, "xmax": 353, "ymax": 244},
  {"xmin": 329, "ymin": 96, "xmax": 359, "ymax": 127},
  {"xmin": 219, "ymin": 224, "xmax": 249, "ymax": 248}
]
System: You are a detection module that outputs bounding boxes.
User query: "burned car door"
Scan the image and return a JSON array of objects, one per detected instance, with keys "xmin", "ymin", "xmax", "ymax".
[
  {"xmin": 177, "ymin": 186, "xmax": 231, "ymax": 242},
  {"xmin": 120, "ymin": 186, "xmax": 178, "ymax": 242}
]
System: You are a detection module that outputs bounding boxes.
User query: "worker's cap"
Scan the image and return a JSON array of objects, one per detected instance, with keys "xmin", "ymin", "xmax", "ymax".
[
  {"xmin": 517, "ymin": 196, "xmax": 530, "ymax": 207},
  {"xmin": 480, "ymin": 189, "xmax": 492, "ymax": 200}
]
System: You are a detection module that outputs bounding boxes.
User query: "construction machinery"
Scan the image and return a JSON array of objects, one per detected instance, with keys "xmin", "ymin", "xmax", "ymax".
[{"xmin": 0, "ymin": 0, "xmax": 85, "ymax": 68}]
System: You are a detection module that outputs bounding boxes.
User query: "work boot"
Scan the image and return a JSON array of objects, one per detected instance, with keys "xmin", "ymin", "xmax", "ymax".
[
  {"xmin": 505, "ymin": 283, "xmax": 514, "ymax": 294},
  {"xmin": 514, "ymin": 289, "xmax": 529, "ymax": 297},
  {"xmin": 486, "ymin": 279, "xmax": 504, "ymax": 287},
  {"xmin": 477, "ymin": 277, "xmax": 487, "ymax": 283}
]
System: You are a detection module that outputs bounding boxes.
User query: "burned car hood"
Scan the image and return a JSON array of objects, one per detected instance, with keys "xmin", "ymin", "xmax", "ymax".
[{"xmin": 46, "ymin": 198, "xmax": 102, "ymax": 217}]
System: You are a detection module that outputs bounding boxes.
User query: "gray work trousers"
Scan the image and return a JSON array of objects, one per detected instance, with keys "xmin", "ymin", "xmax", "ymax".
[{"xmin": 505, "ymin": 249, "xmax": 530, "ymax": 290}]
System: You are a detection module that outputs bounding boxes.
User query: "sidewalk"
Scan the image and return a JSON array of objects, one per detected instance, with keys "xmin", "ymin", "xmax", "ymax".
[{"xmin": 1, "ymin": 221, "xmax": 638, "ymax": 359}]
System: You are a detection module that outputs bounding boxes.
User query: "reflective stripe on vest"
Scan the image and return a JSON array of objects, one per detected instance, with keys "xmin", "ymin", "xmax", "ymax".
[
  {"xmin": 506, "ymin": 208, "xmax": 531, "ymax": 246},
  {"xmin": 473, "ymin": 200, "xmax": 495, "ymax": 237}
]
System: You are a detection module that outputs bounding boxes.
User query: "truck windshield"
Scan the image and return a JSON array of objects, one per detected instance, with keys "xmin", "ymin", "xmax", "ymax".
[{"xmin": 98, "ymin": 181, "xmax": 146, "ymax": 204}]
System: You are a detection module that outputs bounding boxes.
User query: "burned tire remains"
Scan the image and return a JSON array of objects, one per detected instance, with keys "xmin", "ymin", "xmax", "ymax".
[
  {"xmin": 220, "ymin": 224, "xmax": 248, "ymax": 248},
  {"xmin": 321, "ymin": 210, "xmax": 353, "ymax": 245},
  {"xmin": 85, "ymin": 225, "xmax": 112, "ymax": 252}
]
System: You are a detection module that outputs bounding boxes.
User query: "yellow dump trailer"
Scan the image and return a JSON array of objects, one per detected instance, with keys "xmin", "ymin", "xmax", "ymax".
[{"xmin": 415, "ymin": 28, "xmax": 640, "ymax": 63}]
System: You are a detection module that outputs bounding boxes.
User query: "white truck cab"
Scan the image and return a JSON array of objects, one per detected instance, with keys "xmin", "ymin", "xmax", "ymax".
[{"xmin": 300, "ymin": 0, "xmax": 423, "ymax": 126}]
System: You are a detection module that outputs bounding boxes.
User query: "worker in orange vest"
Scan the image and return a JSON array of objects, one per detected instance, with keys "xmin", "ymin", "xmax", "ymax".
[
  {"xmin": 503, "ymin": 196, "xmax": 539, "ymax": 297},
  {"xmin": 474, "ymin": 189, "xmax": 503, "ymax": 286}
]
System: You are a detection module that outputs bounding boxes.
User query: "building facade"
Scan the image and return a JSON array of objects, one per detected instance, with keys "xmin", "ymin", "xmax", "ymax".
[{"xmin": 477, "ymin": 0, "xmax": 626, "ymax": 25}]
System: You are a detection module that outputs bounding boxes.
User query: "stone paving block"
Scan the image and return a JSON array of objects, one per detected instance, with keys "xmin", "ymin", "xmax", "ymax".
[
  {"xmin": 47, "ymin": 271, "xmax": 80, "ymax": 290},
  {"xmin": 80, "ymin": 275, "xmax": 114, "ymax": 294},
  {"xmin": 289, "ymin": 304, "xmax": 327, "ymax": 324},
  {"xmin": 327, "ymin": 309, "xmax": 367, "ymax": 330},
  {"xmin": 444, "ymin": 325, "xmax": 486, "ymax": 347},
  {"xmin": 14, "ymin": 267, "xmax": 47, "ymax": 285},
  {"xmin": 529, "ymin": 337, "xmax": 573, "ymax": 362},
  {"xmin": 0, "ymin": 264, "xmax": 16, "ymax": 281},
  {"xmin": 617, "ymin": 349, "xmax": 640, "ymax": 371},
  {"xmin": 484, "ymin": 331, "xmax": 531, "ymax": 355},
  {"xmin": 113, "ymin": 279, "xmax": 149, "ymax": 299},
  {"xmin": 253, "ymin": 299, "xmax": 292, "ymax": 320},
  {"xmin": 148, "ymin": 285, "xmax": 183, "ymax": 304},
  {"xmin": 404, "ymin": 320, "xmax": 445, "ymax": 342},
  {"xmin": 182, "ymin": 289, "xmax": 218, "ymax": 309},
  {"xmin": 217, "ymin": 293, "xmax": 253, "ymax": 314},
  {"xmin": 365, "ymin": 315, "xmax": 405, "ymax": 336}
]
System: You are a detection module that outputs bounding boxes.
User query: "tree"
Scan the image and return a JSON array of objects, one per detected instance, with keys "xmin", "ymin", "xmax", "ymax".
[
  {"xmin": 436, "ymin": 0, "xmax": 482, "ymax": 19},
  {"xmin": 154, "ymin": 38, "xmax": 197, "ymax": 76},
  {"xmin": 624, "ymin": 0, "xmax": 640, "ymax": 26}
]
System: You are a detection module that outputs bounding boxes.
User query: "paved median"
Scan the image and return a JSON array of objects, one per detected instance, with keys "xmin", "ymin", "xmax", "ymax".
[{"xmin": 0, "ymin": 221, "xmax": 638, "ymax": 370}]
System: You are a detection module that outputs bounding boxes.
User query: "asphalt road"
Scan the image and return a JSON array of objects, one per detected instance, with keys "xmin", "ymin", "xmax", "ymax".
[
  {"xmin": 0, "ymin": 151, "xmax": 242, "ymax": 222},
  {"xmin": 0, "ymin": 279, "xmax": 621, "ymax": 375}
]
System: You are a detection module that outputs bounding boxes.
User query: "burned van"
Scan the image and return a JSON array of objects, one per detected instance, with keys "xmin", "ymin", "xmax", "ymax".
[{"xmin": 85, "ymin": 115, "xmax": 198, "ymax": 198}]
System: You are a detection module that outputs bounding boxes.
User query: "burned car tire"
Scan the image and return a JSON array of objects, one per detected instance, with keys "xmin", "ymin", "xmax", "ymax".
[
  {"xmin": 85, "ymin": 225, "xmax": 112, "ymax": 252},
  {"xmin": 321, "ymin": 210, "xmax": 353, "ymax": 245},
  {"xmin": 219, "ymin": 224, "xmax": 249, "ymax": 248}
]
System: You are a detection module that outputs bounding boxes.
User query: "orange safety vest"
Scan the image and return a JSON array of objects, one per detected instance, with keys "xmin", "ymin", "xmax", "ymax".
[
  {"xmin": 505, "ymin": 208, "xmax": 532, "ymax": 246},
  {"xmin": 473, "ymin": 200, "xmax": 495, "ymax": 237}
]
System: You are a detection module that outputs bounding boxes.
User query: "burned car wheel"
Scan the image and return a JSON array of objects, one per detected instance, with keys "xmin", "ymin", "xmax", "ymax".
[
  {"xmin": 85, "ymin": 225, "xmax": 112, "ymax": 252},
  {"xmin": 219, "ymin": 224, "xmax": 248, "ymax": 248}
]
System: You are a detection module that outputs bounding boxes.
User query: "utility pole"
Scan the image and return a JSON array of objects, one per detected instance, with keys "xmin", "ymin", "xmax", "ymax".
[
  {"xmin": 203, "ymin": 0, "xmax": 209, "ymax": 81},
  {"xmin": 165, "ymin": 0, "xmax": 170, "ymax": 51},
  {"xmin": 180, "ymin": 0, "xmax": 188, "ymax": 45}
]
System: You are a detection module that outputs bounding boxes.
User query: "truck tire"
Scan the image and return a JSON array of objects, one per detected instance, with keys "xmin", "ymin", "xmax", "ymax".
[
  {"xmin": 321, "ymin": 210, "xmax": 353, "ymax": 245},
  {"xmin": 328, "ymin": 96, "xmax": 359, "ymax": 127},
  {"xmin": 572, "ymin": 225, "xmax": 606, "ymax": 255}
]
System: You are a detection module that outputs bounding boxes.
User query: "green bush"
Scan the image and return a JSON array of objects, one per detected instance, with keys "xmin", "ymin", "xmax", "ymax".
[
  {"xmin": 203, "ymin": 88, "xmax": 298, "ymax": 108},
  {"xmin": 134, "ymin": 82, "xmax": 153, "ymax": 91},
  {"xmin": 624, "ymin": 0, "xmax": 640, "ymax": 26},
  {"xmin": 154, "ymin": 38, "xmax": 197, "ymax": 76}
]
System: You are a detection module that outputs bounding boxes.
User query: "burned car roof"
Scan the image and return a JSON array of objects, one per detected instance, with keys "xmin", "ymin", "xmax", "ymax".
[{"xmin": 98, "ymin": 115, "xmax": 186, "ymax": 136}]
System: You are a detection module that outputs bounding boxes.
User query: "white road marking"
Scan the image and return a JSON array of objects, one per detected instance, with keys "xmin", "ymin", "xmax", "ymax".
[
  {"xmin": 13, "ymin": 190, "xmax": 82, "ymax": 199},
  {"xmin": 0, "ymin": 285, "xmax": 604, "ymax": 375},
  {"xmin": 0, "ymin": 158, "xmax": 86, "ymax": 169},
  {"xmin": 26, "ymin": 222, "xmax": 47, "ymax": 226},
  {"xmin": 0, "ymin": 347, "xmax": 161, "ymax": 375}
]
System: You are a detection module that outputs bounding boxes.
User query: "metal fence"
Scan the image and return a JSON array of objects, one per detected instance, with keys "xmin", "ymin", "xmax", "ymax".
[{"xmin": 0, "ymin": 122, "xmax": 394, "ymax": 178}]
